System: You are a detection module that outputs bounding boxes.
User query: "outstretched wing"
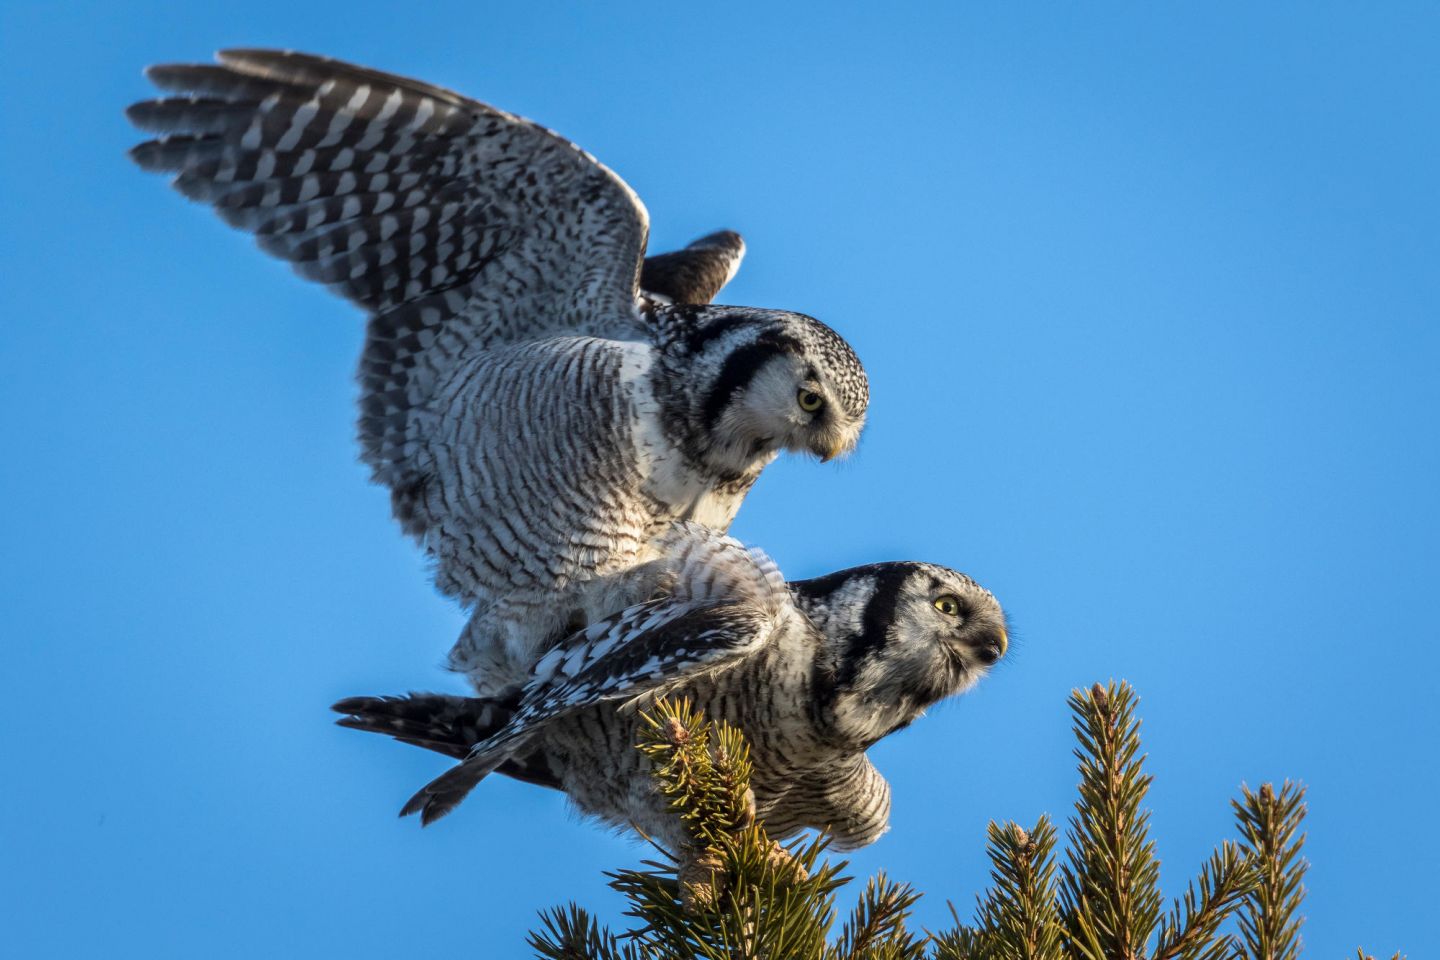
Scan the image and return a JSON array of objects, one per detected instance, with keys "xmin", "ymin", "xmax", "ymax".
[
  {"xmin": 402, "ymin": 534, "xmax": 791, "ymax": 823},
  {"xmin": 640, "ymin": 230, "xmax": 746, "ymax": 304},
  {"xmin": 129, "ymin": 50, "xmax": 658, "ymax": 520},
  {"xmin": 129, "ymin": 50, "xmax": 649, "ymax": 346}
]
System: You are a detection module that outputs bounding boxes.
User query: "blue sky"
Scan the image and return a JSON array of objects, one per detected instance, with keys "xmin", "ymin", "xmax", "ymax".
[{"xmin": 3, "ymin": 2, "xmax": 1436, "ymax": 956}]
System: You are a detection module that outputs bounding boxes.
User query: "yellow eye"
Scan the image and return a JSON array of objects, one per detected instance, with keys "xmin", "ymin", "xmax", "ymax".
[
  {"xmin": 933, "ymin": 595, "xmax": 961, "ymax": 617},
  {"xmin": 797, "ymin": 389, "xmax": 824, "ymax": 413}
]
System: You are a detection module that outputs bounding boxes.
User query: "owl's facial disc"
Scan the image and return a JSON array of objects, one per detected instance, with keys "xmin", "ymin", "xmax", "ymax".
[
  {"xmin": 730, "ymin": 355, "xmax": 864, "ymax": 463},
  {"xmin": 928, "ymin": 584, "xmax": 1007, "ymax": 668},
  {"xmin": 683, "ymin": 308, "xmax": 867, "ymax": 473},
  {"xmin": 805, "ymin": 563, "xmax": 1004, "ymax": 749},
  {"xmin": 878, "ymin": 569, "xmax": 1006, "ymax": 705}
]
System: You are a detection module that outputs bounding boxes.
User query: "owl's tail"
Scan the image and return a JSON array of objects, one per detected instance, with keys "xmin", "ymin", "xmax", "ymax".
[
  {"xmin": 398, "ymin": 722, "xmax": 539, "ymax": 825},
  {"xmin": 332, "ymin": 692, "xmax": 518, "ymax": 760}
]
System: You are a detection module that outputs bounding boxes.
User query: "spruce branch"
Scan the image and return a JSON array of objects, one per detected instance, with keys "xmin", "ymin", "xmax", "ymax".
[
  {"xmin": 1233, "ymin": 782, "xmax": 1307, "ymax": 960},
  {"xmin": 636, "ymin": 697, "xmax": 756, "ymax": 855},
  {"xmin": 606, "ymin": 815, "xmax": 845, "ymax": 958},
  {"xmin": 611, "ymin": 698, "xmax": 850, "ymax": 958},
  {"xmin": 827, "ymin": 873, "xmax": 925, "ymax": 960},
  {"xmin": 604, "ymin": 828, "xmax": 842, "ymax": 958},
  {"xmin": 529, "ymin": 903, "xmax": 640, "ymax": 960},
  {"xmin": 525, "ymin": 689, "xmax": 1399, "ymax": 959},
  {"xmin": 929, "ymin": 911, "xmax": 995, "ymax": 960},
  {"xmin": 1152, "ymin": 842, "xmax": 1260, "ymax": 960},
  {"xmin": 1059, "ymin": 682, "xmax": 1162, "ymax": 960},
  {"xmin": 977, "ymin": 818, "xmax": 1064, "ymax": 960}
]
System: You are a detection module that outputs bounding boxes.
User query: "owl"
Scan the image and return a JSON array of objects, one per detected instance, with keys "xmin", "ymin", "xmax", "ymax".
[
  {"xmin": 128, "ymin": 50, "xmax": 869, "ymax": 695},
  {"xmin": 335, "ymin": 524, "xmax": 1007, "ymax": 854}
]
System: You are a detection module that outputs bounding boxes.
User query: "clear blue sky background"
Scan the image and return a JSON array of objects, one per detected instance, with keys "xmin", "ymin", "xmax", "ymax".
[{"xmin": 3, "ymin": 2, "xmax": 1436, "ymax": 957}]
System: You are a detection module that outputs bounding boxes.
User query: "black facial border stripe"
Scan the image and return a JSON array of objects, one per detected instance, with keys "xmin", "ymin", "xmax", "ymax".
[
  {"xmin": 837, "ymin": 566, "xmax": 913, "ymax": 688},
  {"xmin": 700, "ymin": 332, "xmax": 801, "ymax": 429}
]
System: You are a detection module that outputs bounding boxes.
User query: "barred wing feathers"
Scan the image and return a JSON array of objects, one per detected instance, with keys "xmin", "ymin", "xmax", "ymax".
[
  {"xmin": 401, "ymin": 533, "xmax": 792, "ymax": 823},
  {"xmin": 128, "ymin": 49, "xmax": 651, "ymax": 492},
  {"xmin": 128, "ymin": 49, "xmax": 649, "ymax": 333}
]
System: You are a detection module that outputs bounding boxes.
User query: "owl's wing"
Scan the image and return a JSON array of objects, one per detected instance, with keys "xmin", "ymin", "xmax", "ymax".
[
  {"xmin": 129, "ymin": 49, "xmax": 649, "ymax": 339},
  {"xmin": 401, "ymin": 535, "xmax": 791, "ymax": 824},
  {"xmin": 640, "ymin": 230, "xmax": 746, "ymax": 304},
  {"xmin": 129, "ymin": 49, "xmax": 651, "ymax": 417}
]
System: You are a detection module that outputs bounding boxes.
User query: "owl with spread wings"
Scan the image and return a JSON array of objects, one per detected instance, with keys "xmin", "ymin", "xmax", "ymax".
[{"xmin": 128, "ymin": 50, "xmax": 869, "ymax": 695}]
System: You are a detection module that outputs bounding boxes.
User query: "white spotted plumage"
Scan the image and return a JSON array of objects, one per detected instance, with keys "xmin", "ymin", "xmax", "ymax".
[
  {"xmin": 129, "ymin": 50, "xmax": 870, "ymax": 695},
  {"xmin": 336, "ymin": 524, "xmax": 1009, "ymax": 854}
]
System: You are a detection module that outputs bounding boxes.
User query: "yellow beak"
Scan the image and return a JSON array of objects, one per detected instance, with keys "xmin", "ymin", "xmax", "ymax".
[
  {"xmin": 820, "ymin": 440, "xmax": 847, "ymax": 463},
  {"xmin": 998, "ymin": 628, "xmax": 1009, "ymax": 657}
]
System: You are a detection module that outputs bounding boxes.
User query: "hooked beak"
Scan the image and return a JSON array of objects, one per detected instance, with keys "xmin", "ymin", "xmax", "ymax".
[
  {"xmin": 817, "ymin": 438, "xmax": 849, "ymax": 463},
  {"xmin": 971, "ymin": 627, "xmax": 1007, "ymax": 667}
]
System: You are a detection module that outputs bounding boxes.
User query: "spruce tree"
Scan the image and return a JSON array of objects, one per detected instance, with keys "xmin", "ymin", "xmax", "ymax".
[{"xmin": 526, "ymin": 683, "xmax": 1401, "ymax": 959}]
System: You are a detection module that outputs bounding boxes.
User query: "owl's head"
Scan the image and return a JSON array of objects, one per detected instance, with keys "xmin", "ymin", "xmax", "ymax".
[
  {"xmin": 790, "ymin": 562, "xmax": 1007, "ymax": 749},
  {"xmin": 661, "ymin": 307, "xmax": 869, "ymax": 474}
]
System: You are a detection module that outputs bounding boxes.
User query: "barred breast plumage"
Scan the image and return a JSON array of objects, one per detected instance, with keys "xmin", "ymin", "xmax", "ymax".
[{"xmin": 128, "ymin": 50, "xmax": 870, "ymax": 693}]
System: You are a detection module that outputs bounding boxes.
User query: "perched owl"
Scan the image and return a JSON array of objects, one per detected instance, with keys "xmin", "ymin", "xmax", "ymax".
[
  {"xmin": 128, "ymin": 50, "xmax": 869, "ymax": 694},
  {"xmin": 335, "ymin": 524, "xmax": 1007, "ymax": 853}
]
